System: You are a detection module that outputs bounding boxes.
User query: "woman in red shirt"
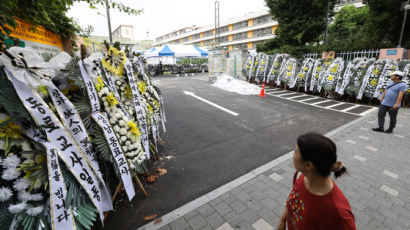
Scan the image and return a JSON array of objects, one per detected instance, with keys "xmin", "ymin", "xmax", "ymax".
[{"xmin": 277, "ymin": 133, "xmax": 356, "ymax": 230}]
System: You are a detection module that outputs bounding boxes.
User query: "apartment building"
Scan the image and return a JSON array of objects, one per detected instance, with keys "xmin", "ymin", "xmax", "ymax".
[
  {"xmin": 112, "ymin": 25, "xmax": 134, "ymax": 40},
  {"xmin": 154, "ymin": 9, "xmax": 278, "ymax": 51}
]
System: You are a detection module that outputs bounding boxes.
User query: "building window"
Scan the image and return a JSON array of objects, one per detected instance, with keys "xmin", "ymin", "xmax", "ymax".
[
  {"xmin": 233, "ymin": 21, "xmax": 248, "ymax": 30},
  {"xmin": 193, "ymin": 34, "xmax": 201, "ymax": 40}
]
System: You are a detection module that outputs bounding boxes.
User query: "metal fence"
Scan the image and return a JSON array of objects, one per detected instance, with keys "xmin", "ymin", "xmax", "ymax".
[
  {"xmin": 303, "ymin": 53, "xmax": 319, "ymax": 59},
  {"xmin": 335, "ymin": 50, "xmax": 380, "ymax": 61},
  {"xmin": 304, "ymin": 50, "xmax": 380, "ymax": 61}
]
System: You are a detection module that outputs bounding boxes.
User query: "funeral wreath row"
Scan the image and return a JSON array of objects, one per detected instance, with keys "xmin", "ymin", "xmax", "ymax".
[{"xmin": 0, "ymin": 46, "xmax": 166, "ymax": 230}]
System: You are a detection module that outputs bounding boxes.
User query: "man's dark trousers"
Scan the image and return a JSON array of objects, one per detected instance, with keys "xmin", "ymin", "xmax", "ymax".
[{"xmin": 378, "ymin": 104, "xmax": 399, "ymax": 129}]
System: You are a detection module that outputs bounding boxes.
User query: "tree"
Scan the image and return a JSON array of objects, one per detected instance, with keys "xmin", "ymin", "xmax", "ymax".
[
  {"xmin": 364, "ymin": 0, "xmax": 410, "ymax": 48},
  {"xmin": 327, "ymin": 5, "xmax": 371, "ymax": 51},
  {"xmin": 264, "ymin": 0, "xmax": 337, "ymax": 56},
  {"xmin": 0, "ymin": 0, "xmax": 143, "ymax": 50}
]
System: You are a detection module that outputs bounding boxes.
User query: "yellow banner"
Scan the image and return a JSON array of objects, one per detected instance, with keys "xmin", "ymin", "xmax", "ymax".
[{"xmin": 7, "ymin": 19, "xmax": 63, "ymax": 50}]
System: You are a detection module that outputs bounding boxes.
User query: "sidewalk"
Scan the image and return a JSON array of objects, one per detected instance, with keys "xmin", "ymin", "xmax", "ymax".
[{"xmin": 140, "ymin": 108, "xmax": 410, "ymax": 230}]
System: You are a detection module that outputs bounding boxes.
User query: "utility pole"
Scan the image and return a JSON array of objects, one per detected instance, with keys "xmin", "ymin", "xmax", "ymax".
[
  {"xmin": 398, "ymin": 1, "xmax": 410, "ymax": 48},
  {"xmin": 105, "ymin": 0, "xmax": 113, "ymax": 44},
  {"xmin": 324, "ymin": 0, "xmax": 329, "ymax": 44},
  {"xmin": 215, "ymin": 1, "xmax": 220, "ymax": 50}
]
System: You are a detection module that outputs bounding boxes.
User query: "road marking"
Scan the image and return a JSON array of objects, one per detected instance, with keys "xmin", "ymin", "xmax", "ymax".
[
  {"xmin": 346, "ymin": 140, "xmax": 356, "ymax": 144},
  {"xmin": 353, "ymin": 155, "xmax": 366, "ymax": 162},
  {"xmin": 366, "ymin": 146, "xmax": 378, "ymax": 152},
  {"xmin": 394, "ymin": 134, "xmax": 404, "ymax": 138},
  {"xmin": 359, "ymin": 107, "xmax": 377, "ymax": 116},
  {"xmin": 269, "ymin": 173, "xmax": 284, "ymax": 182},
  {"xmin": 183, "ymin": 91, "xmax": 239, "ymax": 116},
  {"xmin": 310, "ymin": 100, "xmax": 330, "ymax": 105},
  {"xmin": 380, "ymin": 185, "xmax": 399, "ymax": 196},
  {"xmin": 359, "ymin": 135, "xmax": 369, "ymax": 140},
  {"xmin": 277, "ymin": 92, "xmax": 298, "ymax": 97},
  {"xmin": 366, "ymin": 121, "xmax": 374, "ymax": 124},
  {"xmin": 287, "ymin": 94, "xmax": 310, "ymax": 99},
  {"xmin": 360, "ymin": 127, "xmax": 368, "ymax": 130},
  {"xmin": 383, "ymin": 170, "xmax": 398, "ymax": 179},
  {"xmin": 341, "ymin": 104, "xmax": 361, "ymax": 112},
  {"xmin": 269, "ymin": 90, "xmax": 289, "ymax": 94},
  {"xmin": 298, "ymin": 97, "xmax": 320, "ymax": 102},
  {"xmin": 324, "ymin": 102, "xmax": 345, "ymax": 108}
]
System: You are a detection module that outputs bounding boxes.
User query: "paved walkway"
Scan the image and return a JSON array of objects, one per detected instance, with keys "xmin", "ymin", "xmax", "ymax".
[{"xmin": 139, "ymin": 108, "xmax": 410, "ymax": 230}]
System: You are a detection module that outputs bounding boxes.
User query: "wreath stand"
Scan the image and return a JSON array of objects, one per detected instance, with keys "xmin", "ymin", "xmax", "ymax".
[{"xmin": 104, "ymin": 174, "xmax": 147, "ymax": 218}]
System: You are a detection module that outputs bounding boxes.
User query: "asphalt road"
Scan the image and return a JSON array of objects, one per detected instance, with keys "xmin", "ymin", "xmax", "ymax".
[{"xmin": 103, "ymin": 74, "xmax": 359, "ymax": 229}]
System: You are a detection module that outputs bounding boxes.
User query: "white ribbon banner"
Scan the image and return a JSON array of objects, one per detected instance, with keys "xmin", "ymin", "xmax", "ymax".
[
  {"xmin": 91, "ymin": 112, "xmax": 135, "ymax": 201},
  {"xmin": 47, "ymin": 84, "xmax": 113, "ymax": 212},
  {"xmin": 26, "ymin": 129, "xmax": 76, "ymax": 230},
  {"xmin": 357, "ymin": 65, "xmax": 374, "ymax": 100},
  {"xmin": 5, "ymin": 69, "xmax": 105, "ymax": 223},
  {"xmin": 124, "ymin": 61, "xmax": 150, "ymax": 159},
  {"xmin": 78, "ymin": 61, "xmax": 135, "ymax": 201}
]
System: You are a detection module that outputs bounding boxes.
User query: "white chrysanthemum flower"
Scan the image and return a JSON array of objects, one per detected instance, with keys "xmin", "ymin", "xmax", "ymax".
[
  {"xmin": 101, "ymin": 88, "xmax": 109, "ymax": 95},
  {"xmin": 21, "ymin": 142, "xmax": 32, "ymax": 151},
  {"xmin": 110, "ymin": 118, "xmax": 116, "ymax": 124},
  {"xmin": 125, "ymin": 141, "xmax": 131, "ymax": 147},
  {"xmin": 104, "ymin": 102, "xmax": 109, "ymax": 108},
  {"xmin": 120, "ymin": 86, "xmax": 125, "ymax": 91},
  {"xmin": 123, "ymin": 146, "xmax": 128, "ymax": 152},
  {"xmin": 13, "ymin": 178, "xmax": 30, "ymax": 191},
  {"xmin": 8, "ymin": 202, "xmax": 27, "ymax": 214},
  {"xmin": 18, "ymin": 191, "xmax": 43, "ymax": 202},
  {"xmin": 26, "ymin": 205, "xmax": 44, "ymax": 216},
  {"xmin": 120, "ymin": 128, "xmax": 127, "ymax": 135},
  {"xmin": 1, "ymin": 155, "xmax": 21, "ymax": 169},
  {"xmin": 116, "ymin": 80, "xmax": 121, "ymax": 86},
  {"xmin": 0, "ymin": 187, "xmax": 13, "ymax": 202},
  {"xmin": 114, "ymin": 126, "xmax": 120, "ymax": 132},
  {"xmin": 121, "ymin": 136, "xmax": 127, "ymax": 142},
  {"xmin": 2, "ymin": 167, "xmax": 21, "ymax": 181},
  {"xmin": 115, "ymin": 113, "xmax": 122, "ymax": 119},
  {"xmin": 119, "ymin": 120, "xmax": 126, "ymax": 127}
]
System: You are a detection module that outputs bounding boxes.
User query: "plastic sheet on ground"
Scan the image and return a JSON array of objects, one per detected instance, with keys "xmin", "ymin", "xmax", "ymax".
[{"xmin": 212, "ymin": 75, "xmax": 260, "ymax": 95}]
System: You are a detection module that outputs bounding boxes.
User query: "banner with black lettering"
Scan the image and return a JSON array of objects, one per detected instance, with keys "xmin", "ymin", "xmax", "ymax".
[
  {"xmin": 124, "ymin": 61, "xmax": 150, "ymax": 159},
  {"xmin": 47, "ymin": 84, "xmax": 113, "ymax": 212},
  {"xmin": 5, "ymin": 69, "xmax": 105, "ymax": 223},
  {"xmin": 91, "ymin": 112, "xmax": 135, "ymax": 201},
  {"xmin": 78, "ymin": 61, "xmax": 135, "ymax": 201},
  {"xmin": 26, "ymin": 129, "xmax": 76, "ymax": 230}
]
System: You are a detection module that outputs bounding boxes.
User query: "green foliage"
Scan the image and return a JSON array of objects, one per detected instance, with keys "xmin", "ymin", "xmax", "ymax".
[
  {"xmin": 0, "ymin": 67, "xmax": 37, "ymax": 128},
  {"xmin": 264, "ymin": 0, "xmax": 337, "ymax": 55},
  {"xmin": 364, "ymin": 0, "xmax": 409, "ymax": 48},
  {"xmin": 326, "ymin": 5, "xmax": 371, "ymax": 51},
  {"xmin": 0, "ymin": 0, "xmax": 142, "ymax": 50}
]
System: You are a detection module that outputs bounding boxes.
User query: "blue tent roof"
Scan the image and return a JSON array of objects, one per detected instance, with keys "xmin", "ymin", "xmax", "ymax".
[
  {"xmin": 194, "ymin": 46, "xmax": 208, "ymax": 57},
  {"xmin": 158, "ymin": 45, "xmax": 175, "ymax": 56}
]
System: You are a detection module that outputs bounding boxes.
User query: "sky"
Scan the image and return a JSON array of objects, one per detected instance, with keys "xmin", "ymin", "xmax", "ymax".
[{"xmin": 67, "ymin": 0, "xmax": 268, "ymax": 40}]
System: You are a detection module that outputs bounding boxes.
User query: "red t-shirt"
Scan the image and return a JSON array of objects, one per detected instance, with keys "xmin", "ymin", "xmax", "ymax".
[{"xmin": 286, "ymin": 171, "xmax": 356, "ymax": 230}]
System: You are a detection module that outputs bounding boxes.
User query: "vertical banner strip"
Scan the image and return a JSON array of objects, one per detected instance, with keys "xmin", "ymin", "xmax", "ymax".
[
  {"xmin": 78, "ymin": 61, "xmax": 135, "ymax": 201},
  {"xmin": 5, "ymin": 69, "xmax": 105, "ymax": 223},
  {"xmin": 47, "ymin": 84, "xmax": 113, "ymax": 212},
  {"xmin": 124, "ymin": 61, "xmax": 150, "ymax": 159},
  {"xmin": 26, "ymin": 129, "xmax": 76, "ymax": 230},
  {"xmin": 91, "ymin": 112, "xmax": 135, "ymax": 201}
]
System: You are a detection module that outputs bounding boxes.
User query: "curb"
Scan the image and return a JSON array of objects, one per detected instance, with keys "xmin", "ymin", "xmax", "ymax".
[{"xmin": 138, "ymin": 112, "xmax": 374, "ymax": 230}]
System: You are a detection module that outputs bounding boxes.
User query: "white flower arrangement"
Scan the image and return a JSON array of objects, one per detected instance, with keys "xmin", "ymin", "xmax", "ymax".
[
  {"xmin": 279, "ymin": 58, "xmax": 297, "ymax": 86},
  {"xmin": 320, "ymin": 57, "xmax": 344, "ymax": 92},
  {"xmin": 2, "ymin": 167, "xmax": 21, "ymax": 181},
  {"xmin": 8, "ymin": 202, "xmax": 27, "ymax": 214},
  {"xmin": 0, "ymin": 186, "xmax": 13, "ymax": 202},
  {"xmin": 345, "ymin": 58, "xmax": 374, "ymax": 96},
  {"xmin": 293, "ymin": 58, "xmax": 314, "ymax": 89},
  {"xmin": 26, "ymin": 205, "xmax": 44, "ymax": 216},
  {"xmin": 17, "ymin": 191, "xmax": 43, "ymax": 202},
  {"xmin": 373, "ymin": 60, "xmax": 398, "ymax": 98},
  {"xmin": 1, "ymin": 155, "xmax": 21, "ymax": 169},
  {"xmin": 361, "ymin": 59, "xmax": 385, "ymax": 98},
  {"xmin": 13, "ymin": 178, "xmax": 31, "ymax": 191}
]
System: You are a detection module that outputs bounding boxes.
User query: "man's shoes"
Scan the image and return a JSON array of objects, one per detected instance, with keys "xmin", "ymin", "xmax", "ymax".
[
  {"xmin": 385, "ymin": 128, "xmax": 393, "ymax": 133},
  {"xmin": 372, "ymin": 127, "xmax": 384, "ymax": 132}
]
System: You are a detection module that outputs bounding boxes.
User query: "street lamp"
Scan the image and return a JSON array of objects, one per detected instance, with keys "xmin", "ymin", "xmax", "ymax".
[{"xmin": 398, "ymin": 1, "xmax": 410, "ymax": 48}]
